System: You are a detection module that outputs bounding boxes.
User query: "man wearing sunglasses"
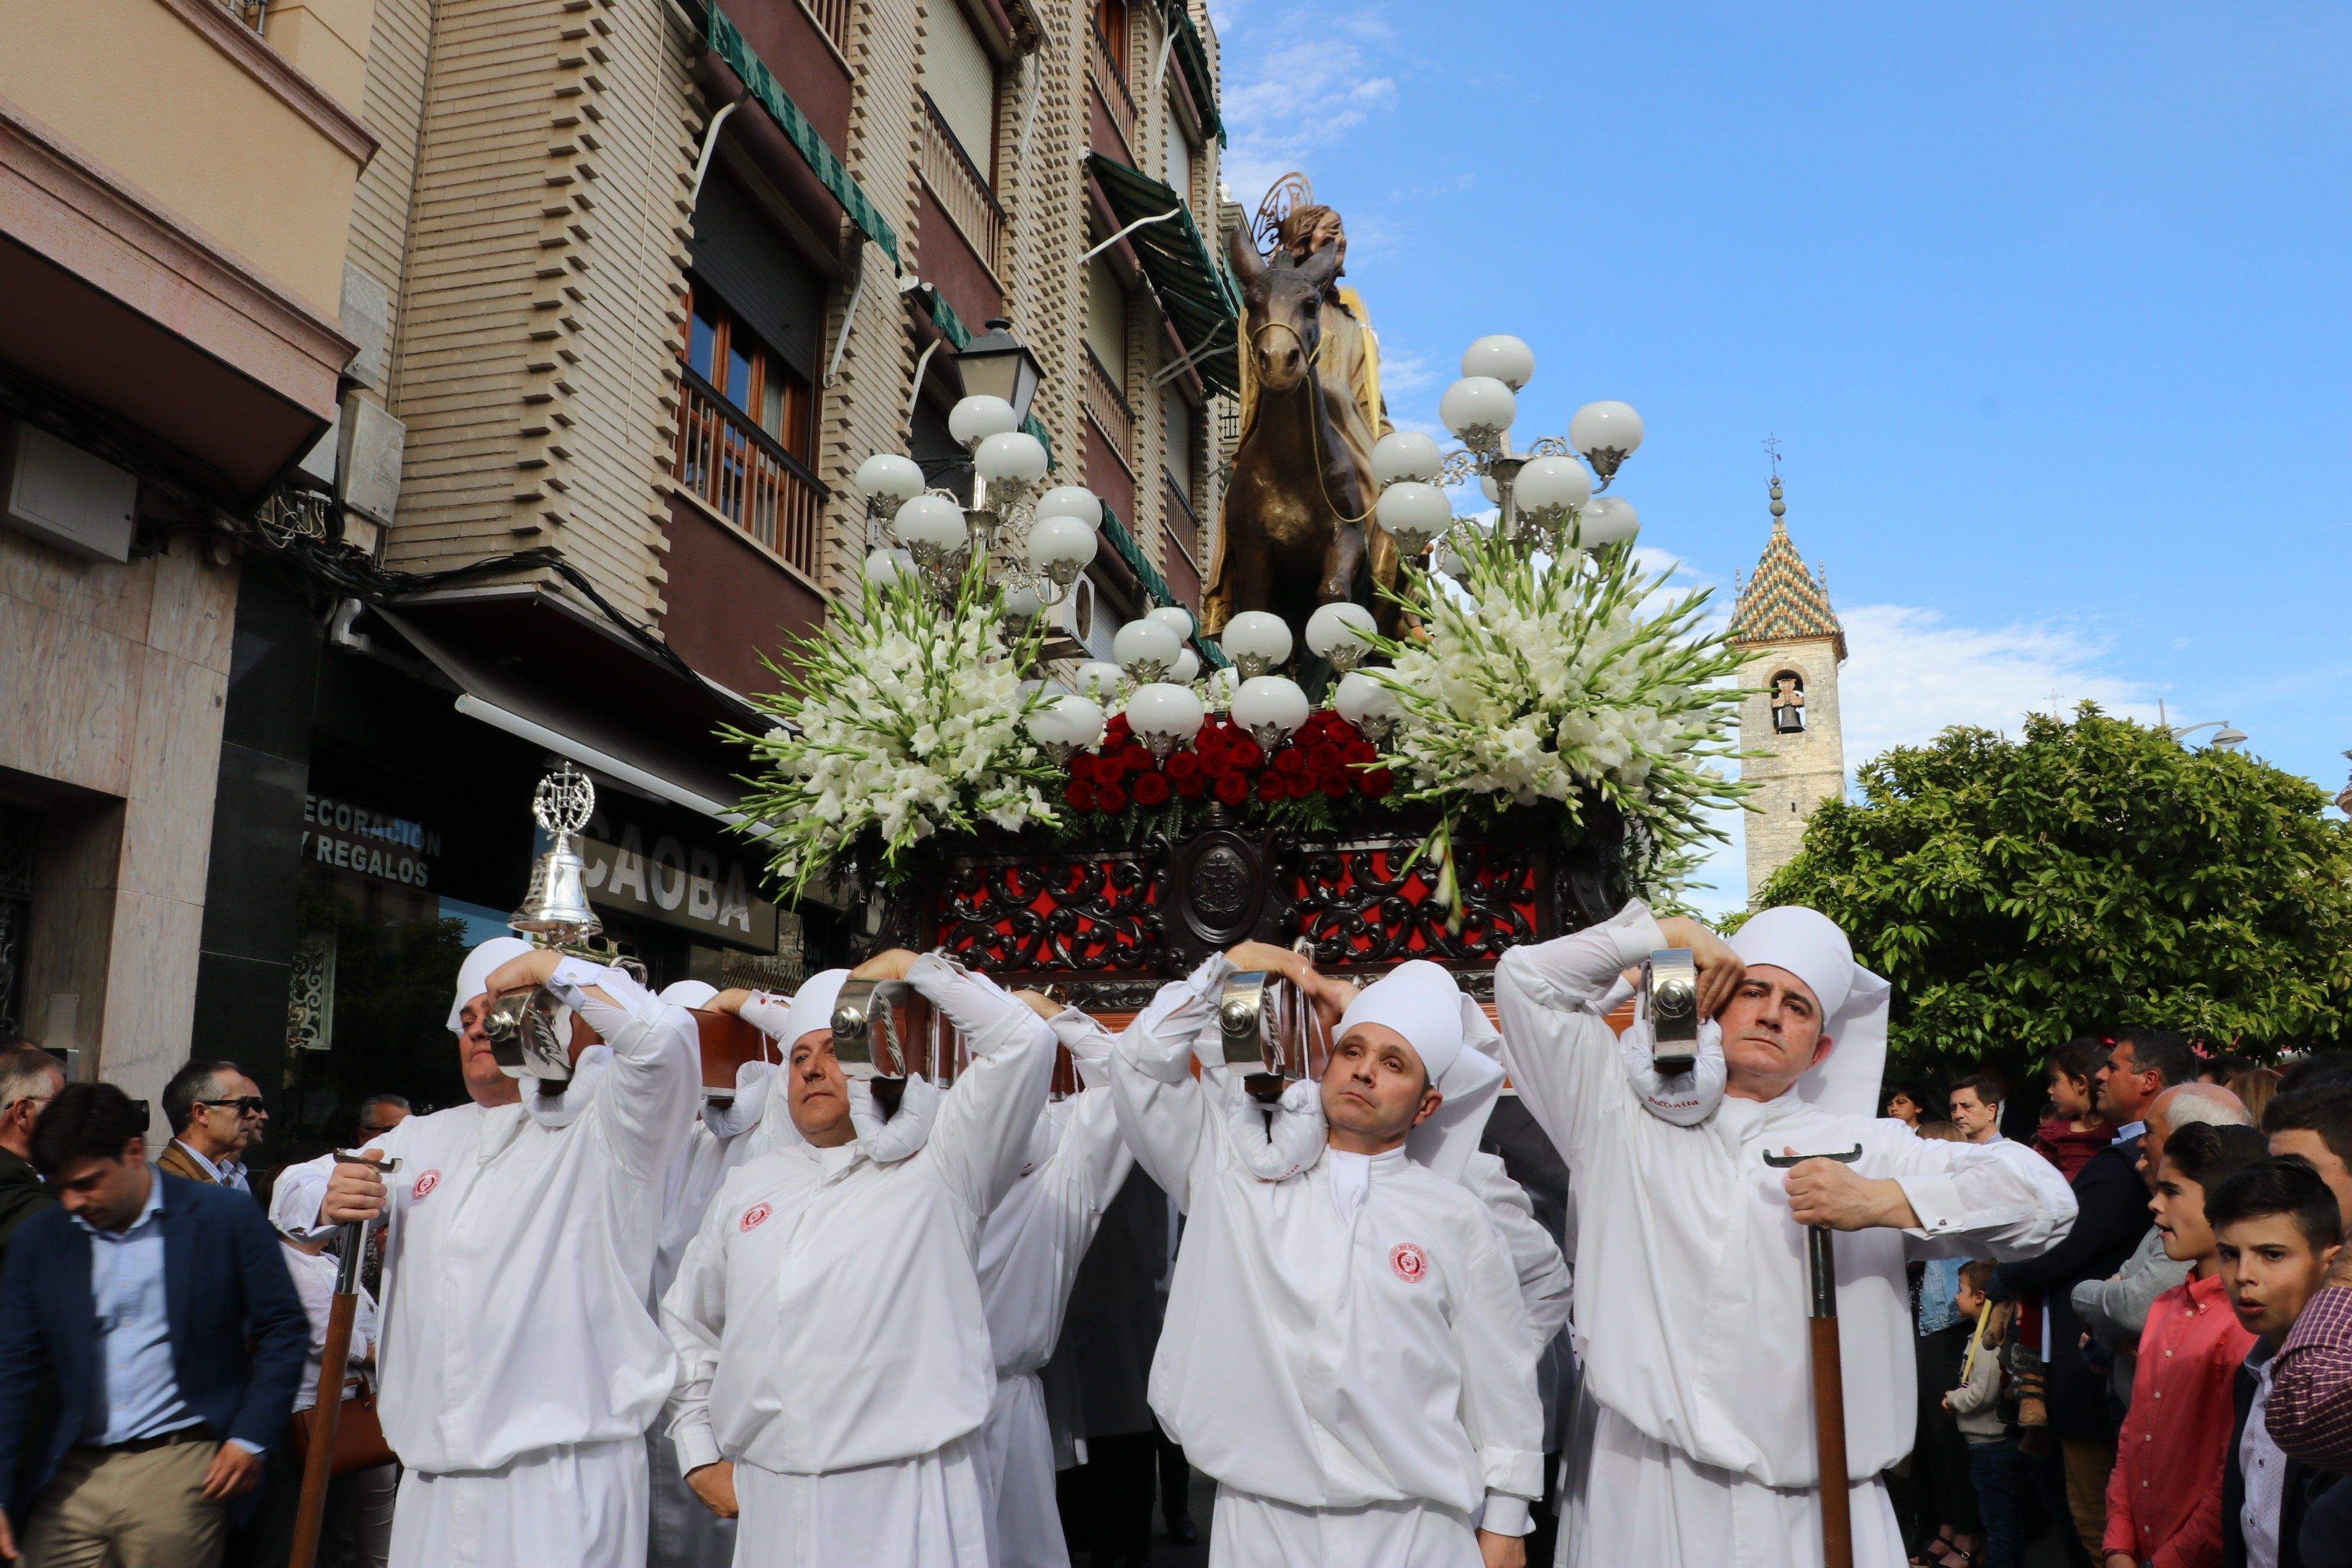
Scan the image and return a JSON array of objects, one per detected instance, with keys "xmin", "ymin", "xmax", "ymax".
[{"xmin": 158, "ymin": 1061, "xmax": 268, "ymax": 1195}]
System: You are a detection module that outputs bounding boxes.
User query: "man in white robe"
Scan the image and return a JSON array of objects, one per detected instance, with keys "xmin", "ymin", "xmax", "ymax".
[
  {"xmin": 311, "ymin": 938, "xmax": 700, "ymax": 1568},
  {"xmin": 661, "ymin": 948, "xmax": 1055, "ymax": 1567},
  {"xmin": 644, "ymin": 978, "xmax": 776, "ymax": 1568},
  {"xmin": 1112, "ymin": 945, "xmax": 1546, "ymax": 1568},
  {"xmin": 1494, "ymin": 901, "xmax": 2079, "ymax": 1568},
  {"xmin": 971, "ymin": 1000, "xmax": 1157, "ymax": 1568}
]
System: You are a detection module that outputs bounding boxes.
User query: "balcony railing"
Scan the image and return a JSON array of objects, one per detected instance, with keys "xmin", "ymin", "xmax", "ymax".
[
  {"xmin": 1089, "ymin": 17, "xmax": 1137, "ymax": 152},
  {"xmin": 674, "ymin": 368, "xmax": 827, "ymax": 578},
  {"xmin": 1164, "ymin": 473, "xmax": 1200, "ymax": 564},
  {"xmin": 225, "ymin": 0, "xmax": 268, "ymax": 30},
  {"xmin": 803, "ymin": 0, "xmax": 850, "ymax": 54},
  {"xmin": 1084, "ymin": 348, "xmax": 1133, "ymax": 470},
  {"xmin": 919, "ymin": 93, "xmax": 1002, "ymax": 277}
]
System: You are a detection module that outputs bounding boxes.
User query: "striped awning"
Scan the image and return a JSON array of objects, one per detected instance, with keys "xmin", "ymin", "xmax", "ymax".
[
  {"xmin": 1100, "ymin": 501, "xmax": 1173, "ymax": 609},
  {"xmin": 704, "ymin": 4, "xmax": 900, "ymax": 267},
  {"xmin": 1158, "ymin": 1, "xmax": 1225, "ymax": 148},
  {"xmin": 1086, "ymin": 153, "xmax": 1239, "ymax": 397}
]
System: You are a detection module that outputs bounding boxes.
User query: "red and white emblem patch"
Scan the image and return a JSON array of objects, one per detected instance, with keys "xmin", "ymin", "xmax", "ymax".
[
  {"xmin": 1390, "ymin": 1243, "xmax": 1427, "ymax": 1283},
  {"xmin": 411, "ymin": 1170, "xmax": 441, "ymax": 1201},
  {"xmin": 740, "ymin": 1202, "xmax": 772, "ymax": 1234}
]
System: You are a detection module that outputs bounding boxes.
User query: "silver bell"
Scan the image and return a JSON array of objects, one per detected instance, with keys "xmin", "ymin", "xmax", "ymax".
[{"xmin": 510, "ymin": 763, "xmax": 602, "ymax": 944}]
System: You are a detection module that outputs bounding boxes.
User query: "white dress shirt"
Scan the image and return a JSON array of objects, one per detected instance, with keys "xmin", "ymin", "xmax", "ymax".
[{"xmin": 2241, "ymin": 1345, "xmax": 2287, "ymax": 1568}]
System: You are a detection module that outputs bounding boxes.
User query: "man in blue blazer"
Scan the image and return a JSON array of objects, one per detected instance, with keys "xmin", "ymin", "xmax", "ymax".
[{"xmin": 0, "ymin": 1082, "xmax": 307, "ymax": 1566}]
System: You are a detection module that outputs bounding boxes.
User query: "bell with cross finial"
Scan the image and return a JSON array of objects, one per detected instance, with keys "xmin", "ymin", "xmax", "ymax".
[{"xmin": 509, "ymin": 763, "xmax": 603, "ymax": 945}]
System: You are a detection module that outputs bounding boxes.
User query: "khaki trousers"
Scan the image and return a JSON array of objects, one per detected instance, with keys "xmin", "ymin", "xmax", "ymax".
[
  {"xmin": 21, "ymin": 1435, "xmax": 228, "ymax": 1568},
  {"xmin": 2059, "ymin": 1436, "xmax": 2116, "ymax": 1562}
]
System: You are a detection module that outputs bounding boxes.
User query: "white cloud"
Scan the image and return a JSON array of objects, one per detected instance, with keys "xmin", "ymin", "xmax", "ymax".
[
  {"xmin": 1834, "ymin": 605, "xmax": 2160, "ymax": 763},
  {"xmin": 1215, "ymin": 6, "xmax": 1404, "ymax": 213},
  {"xmin": 1711, "ymin": 604, "xmax": 2161, "ymax": 909}
]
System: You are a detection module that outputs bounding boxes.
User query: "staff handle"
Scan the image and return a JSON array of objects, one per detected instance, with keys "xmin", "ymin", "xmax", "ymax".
[
  {"xmin": 287, "ymin": 1228, "xmax": 363, "ymax": 1568},
  {"xmin": 290, "ymin": 1151, "xmax": 394, "ymax": 1568},
  {"xmin": 1808, "ymin": 1311, "xmax": 1854, "ymax": 1568}
]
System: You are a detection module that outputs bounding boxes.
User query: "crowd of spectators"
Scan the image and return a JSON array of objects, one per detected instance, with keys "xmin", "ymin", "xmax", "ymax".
[{"xmin": 1894, "ymin": 1035, "xmax": 2352, "ymax": 1568}]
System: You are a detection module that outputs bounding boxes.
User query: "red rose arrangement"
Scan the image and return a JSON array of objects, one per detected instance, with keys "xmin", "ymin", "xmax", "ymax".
[{"xmin": 1064, "ymin": 708, "xmax": 1393, "ymax": 816}]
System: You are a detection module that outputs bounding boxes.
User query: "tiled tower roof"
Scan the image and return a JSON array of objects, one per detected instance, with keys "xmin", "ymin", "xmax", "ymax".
[{"xmin": 1729, "ymin": 476, "xmax": 1845, "ymax": 661}]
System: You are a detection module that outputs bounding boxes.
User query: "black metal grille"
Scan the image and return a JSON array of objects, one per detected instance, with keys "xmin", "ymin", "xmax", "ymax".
[{"xmin": 0, "ymin": 807, "xmax": 37, "ymax": 1041}]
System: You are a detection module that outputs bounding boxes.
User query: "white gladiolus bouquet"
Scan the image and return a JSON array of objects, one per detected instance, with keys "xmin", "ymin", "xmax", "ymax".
[
  {"xmin": 1369, "ymin": 522, "xmax": 1747, "ymax": 902},
  {"xmin": 730, "ymin": 557, "xmax": 1061, "ymax": 899}
]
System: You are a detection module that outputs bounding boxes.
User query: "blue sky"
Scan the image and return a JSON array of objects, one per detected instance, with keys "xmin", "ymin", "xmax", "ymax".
[{"xmin": 1206, "ymin": 0, "xmax": 2352, "ymax": 907}]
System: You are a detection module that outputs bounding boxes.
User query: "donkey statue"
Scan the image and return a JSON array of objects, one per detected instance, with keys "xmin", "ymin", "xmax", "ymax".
[{"xmin": 1203, "ymin": 228, "xmax": 1400, "ymax": 651}]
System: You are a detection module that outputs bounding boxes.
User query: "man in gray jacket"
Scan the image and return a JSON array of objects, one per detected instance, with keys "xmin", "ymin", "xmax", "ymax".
[{"xmin": 2072, "ymin": 1082, "xmax": 2250, "ymax": 1404}]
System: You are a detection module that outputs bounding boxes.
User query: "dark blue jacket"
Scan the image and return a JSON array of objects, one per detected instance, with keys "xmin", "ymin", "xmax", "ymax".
[
  {"xmin": 0, "ymin": 1170, "xmax": 308, "ymax": 1522},
  {"xmin": 1990, "ymin": 1135, "xmax": 2151, "ymax": 1441}
]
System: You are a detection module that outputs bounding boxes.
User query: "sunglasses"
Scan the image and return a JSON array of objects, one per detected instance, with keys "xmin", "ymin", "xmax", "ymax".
[{"xmin": 198, "ymin": 1096, "xmax": 268, "ymax": 1116}]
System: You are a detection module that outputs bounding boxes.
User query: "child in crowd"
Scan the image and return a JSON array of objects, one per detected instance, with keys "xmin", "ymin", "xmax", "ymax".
[
  {"xmin": 2103, "ymin": 1122, "xmax": 2269, "ymax": 1568},
  {"xmin": 2213, "ymin": 1158, "xmax": 2347, "ymax": 1568},
  {"xmin": 1945, "ymin": 1262, "xmax": 2023, "ymax": 1568}
]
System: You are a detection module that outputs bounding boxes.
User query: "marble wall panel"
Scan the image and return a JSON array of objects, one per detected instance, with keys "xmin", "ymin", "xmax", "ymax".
[
  {"xmin": 0, "ymin": 589, "xmax": 136, "ymax": 795},
  {"xmin": 142, "ymin": 548, "xmax": 240, "ymax": 675},
  {"xmin": 121, "ymin": 645, "xmax": 230, "ymax": 906},
  {"xmin": 0, "ymin": 531, "xmax": 155, "ymax": 646},
  {"xmin": 99, "ymin": 888, "xmax": 207, "ymax": 1123}
]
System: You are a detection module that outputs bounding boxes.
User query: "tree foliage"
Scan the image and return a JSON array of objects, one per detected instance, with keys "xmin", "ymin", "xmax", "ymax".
[{"xmin": 1756, "ymin": 706, "xmax": 2352, "ymax": 1086}]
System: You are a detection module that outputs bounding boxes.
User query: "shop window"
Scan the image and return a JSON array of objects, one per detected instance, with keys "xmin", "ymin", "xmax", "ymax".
[{"xmin": 1771, "ymin": 670, "xmax": 1807, "ymax": 734}]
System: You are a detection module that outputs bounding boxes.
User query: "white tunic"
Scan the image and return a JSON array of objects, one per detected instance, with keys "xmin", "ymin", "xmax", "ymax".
[
  {"xmin": 972, "ymin": 1008, "xmax": 1146, "ymax": 1568},
  {"xmin": 1494, "ymin": 902, "xmax": 2078, "ymax": 1567},
  {"xmin": 662, "ymin": 955, "xmax": 1054, "ymax": 1567},
  {"xmin": 312, "ymin": 980, "xmax": 698, "ymax": 1475},
  {"xmin": 1462, "ymin": 1151, "xmax": 1573, "ymax": 1349},
  {"xmin": 1109, "ymin": 964, "xmax": 1546, "ymax": 1564}
]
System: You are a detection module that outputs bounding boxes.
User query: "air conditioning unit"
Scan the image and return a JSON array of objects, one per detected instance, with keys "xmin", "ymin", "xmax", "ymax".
[{"xmin": 1, "ymin": 422, "xmax": 137, "ymax": 563}]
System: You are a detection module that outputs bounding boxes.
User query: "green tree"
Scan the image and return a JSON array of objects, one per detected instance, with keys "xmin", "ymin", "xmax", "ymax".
[{"xmin": 1755, "ymin": 707, "xmax": 2352, "ymax": 1088}]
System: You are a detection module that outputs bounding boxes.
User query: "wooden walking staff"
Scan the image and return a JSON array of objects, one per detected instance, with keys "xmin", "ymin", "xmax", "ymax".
[
  {"xmin": 289, "ymin": 1149, "xmax": 400, "ymax": 1568},
  {"xmin": 1762, "ymin": 1145, "xmax": 1864, "ymax": 1568}
]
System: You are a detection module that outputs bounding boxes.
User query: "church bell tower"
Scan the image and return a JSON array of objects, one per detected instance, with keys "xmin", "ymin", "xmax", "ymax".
[{"xmin": 1730, "ymin": 462, "xmax": 1847, "ymax": 898}]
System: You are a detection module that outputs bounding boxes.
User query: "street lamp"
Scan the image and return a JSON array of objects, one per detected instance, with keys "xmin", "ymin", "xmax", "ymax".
[
  {"xmin": 2169, "ymin": 721, "xmax": 2247, "ymax": 750},
  {"xmin": 855, "ymin": 381, "xmax": 1103, "ymax": 615},
  {"xmin": 958, "ymin": 318, "xmax": 1045, "ymax": 424},
  {"xmin": 1370, "ymin": 334, "xmax": 1645, "ymax": 570}
]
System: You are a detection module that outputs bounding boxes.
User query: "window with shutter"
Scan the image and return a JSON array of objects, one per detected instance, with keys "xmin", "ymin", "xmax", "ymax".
[{"xmin": 922, "ymin": 2, "xmax": 998, "ymax": 176}]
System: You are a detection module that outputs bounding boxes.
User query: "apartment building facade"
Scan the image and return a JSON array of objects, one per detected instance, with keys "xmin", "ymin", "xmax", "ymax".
[
  {"xmin": 0, "ymin": 0, "xmax": 378, "ymax": 1110},
  {"xmin": 161, "ymin": 0, "xmax": 1234, "ymax": 1138}
]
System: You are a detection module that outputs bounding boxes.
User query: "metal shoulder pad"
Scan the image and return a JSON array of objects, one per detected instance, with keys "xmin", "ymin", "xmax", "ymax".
[
  {"xmin": 1640, "ymin": 947, "xmax": 1700, "ymax": 1076},
  {"xmin": 484, "ymin": 985, "xmax": 578, "ymax": 1084},
  {"xmin": 829, "ymin": 977, "xmax": 913, "ymax": 1079}
]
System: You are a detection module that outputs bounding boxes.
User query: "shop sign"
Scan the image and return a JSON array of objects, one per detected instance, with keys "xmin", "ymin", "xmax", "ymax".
[
  {"xmin": 579, "ymin": 812, "xmax": 779, "ymax": 949},
  {"xmin": 302, "ymin": 793, "xmax": 440, "ymax": 888}
]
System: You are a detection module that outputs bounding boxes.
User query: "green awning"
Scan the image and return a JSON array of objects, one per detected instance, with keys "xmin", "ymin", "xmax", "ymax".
[
  {"xmin": 705, "ymin": 4, "xmax": 899, "ymax": 267},
  {"xmin": 1158, "ymin": 1, "xmax": 1225, "ymax": 148},
  {"xmin": 914, "ymin": 286, "xmax": 1056, "ymax": 469},
  {"xmin": 1100, "ymin": 501, "xmax": 1173, "ymax": 608},
  {"xmin": 1086, "ymin": 153, "xmax": 1239, "ymax": 398}
]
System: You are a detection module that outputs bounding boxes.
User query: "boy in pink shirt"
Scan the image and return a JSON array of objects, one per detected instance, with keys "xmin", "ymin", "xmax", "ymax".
[{"xmin": 2105, "ymin": 1122, "xmax": 2269, "ymax": 1568}]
